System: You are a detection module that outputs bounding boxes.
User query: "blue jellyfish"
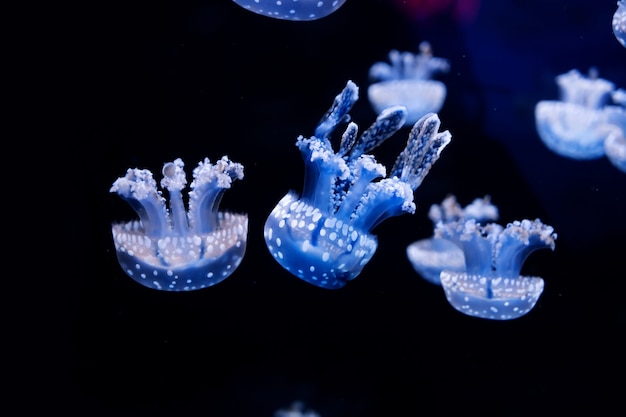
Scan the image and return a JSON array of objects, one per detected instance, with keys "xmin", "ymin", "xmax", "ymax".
[
  {"xmin": 264, "ymin": 80, "xmax": 452, "ymax": 289},
  {"xmin": 368, "ymin": 41, "xmax": 450, "ymax": 127},
  {"xmin": 436, "ymin": 218, "xmax": 557, "ymax": 320},
  {"xmin": 232, "ymin": 0, "xmax": 347, "ymax": 21},
  {"xmin": 535, "ymin": 68, "xmax": 626, "ymax": 160},
  {"xmin": 614, "ymin": 0, "xmax": 626, "ymax": 48},
  {"xmin": 406, "ymin": 195, "xmax": 499, "ymax": 285},
  {"xmin": 110, "ymin": 157, "xmax": 248, "ymax": 291},
  {"xmin": 274, "ymin": 402, "xmax": 320, "ymax": 417}
]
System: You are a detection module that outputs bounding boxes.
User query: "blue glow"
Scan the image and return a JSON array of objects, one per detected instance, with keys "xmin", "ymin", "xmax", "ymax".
[
  {"xmin": 535, "ymin": 69, "xmax": 626, "ymax": 160},
  {"xmin": 614, "ymin": 1, "xmax": 626, "ymax": 48},
  {"xmin": 232, "ymin": 0, "xmax": 348, "ymax": 21},
  {"xmin": 436, "ymin": 218, "xmax": 557, "ymax": 320},
  {"xmin": 406, "ymin": 195, "xmax": 499, "ymax": 285},
  {"xmin": 264, "ymin": 80, "xmax": 451, "ymax": 289},
  {"xmin": 110, "ymin": 157, "xmax": 247, "ymax": 291},
  {"xmin": 368, "ymin": 41, "xmax": 450, "ymax": 126}
]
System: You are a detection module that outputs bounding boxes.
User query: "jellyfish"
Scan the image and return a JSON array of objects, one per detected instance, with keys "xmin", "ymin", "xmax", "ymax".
[
  {"xmin": 368, "ymin": 41, "xmax": 450, "ymax": 127},
  {"xmin": 110, "ymin": 156, "xmax": 248, "ymax": 291},
  {"xmin": 435, "ymin": 218, "xmax": 557, "ymax": 320},
  {"xmin": 232, "ymin": 0, "xmax": 348, "ymax": 21},
  {"xmin": 406, "ymin": 195, "xmax": 499, "ymax": 285},
  {"xmin": 274, "ymin": 402, "xmax": 320, "ymax": 417},
  {"xmin": 264, "ymin": 80, "xmax": 451, "ymax": 289},
  {"xmin": 535, "ymin": 68, "xmax": 626, "ymax": 160},
  {"xmin": 614, "ymin": 0, "xmax": 626, "ymax": 48}
]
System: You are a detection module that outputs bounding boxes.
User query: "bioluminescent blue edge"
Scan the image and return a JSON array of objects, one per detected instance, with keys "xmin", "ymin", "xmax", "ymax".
[
  {"xmin": 232, "ymin": 0, "xmax": 348, "ymax": 21},
  {"xmin": 614, "ymin": 1, "xmax": 626, "ymax": 48},
  {"xmin": 264, "ymin": 80, "xmax": 452, "ymax": 289},
  {"xmin": 406, "ymin": 195, "xmax": 499, "ymax": 285},
  {"xmin": 436, "ymin": 218, "xmax": 557, "ymax": 320},
  {"xmin": 368, "ymin": 41, "xmax": 450, "ymax": 126},
  {"xmin": 110, "ymin": 156, "xmax": 248, "ymax": 291}
]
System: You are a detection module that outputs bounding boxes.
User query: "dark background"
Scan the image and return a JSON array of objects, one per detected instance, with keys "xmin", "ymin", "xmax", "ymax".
[{"xmin": 35, "ymin": 1, "xmax": 626, "ymax": 416}]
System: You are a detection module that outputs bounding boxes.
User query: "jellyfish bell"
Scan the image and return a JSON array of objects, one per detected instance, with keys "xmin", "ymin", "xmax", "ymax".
[
  {"xmin": 232, "ymin": 0, "xmax": 348, "ymax": 21},
  {"xmin": 368, "ymin": 42, "xmax": 450, "ymax": 127},
  {"xmin": 110, "ymin": 157, "xmax": 248, "ymax": 291},
  {"xmin": 605, "ymin": 128, "xmax": 626, "ymax": 173}
]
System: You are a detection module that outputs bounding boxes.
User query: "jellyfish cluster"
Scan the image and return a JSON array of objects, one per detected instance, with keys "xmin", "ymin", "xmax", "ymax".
[
  {"xmin": 231, "ymin": 0, "xmax": 348, "ymax": 21},
  {"xmin": 408, "ymin": 195, "xmax": 557, "ymax": 320},
  {"xmin": 110, "ymin": 157, "xmax": 248, "ymax": 291},
  {"xmin": 406, "ymin": 195, "xmax": 499, "ymax": 285},
  {"xmin": 264, "ymin": 80, "xmax": 451, "ymax": 289},
  {"xmin": 368, "ymin": 41, "xmax": 450, "ymax": 127},
  {"xmin": 535, "ymin": 68, "xmax": 626, "ymax": 172}
]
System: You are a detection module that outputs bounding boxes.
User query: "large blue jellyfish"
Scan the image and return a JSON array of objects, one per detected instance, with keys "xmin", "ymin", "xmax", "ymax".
[
  {"xmin": 368, "ymin": 41, "xmax": 450, "ymax": 127},
  {"xmin": 232, "ymin": 0, "xmax": 348, "ymax": 21},
  {"xmin": 535, "ymin": 68, "xmax": 626, "ymax": 160},
  {"xmin": 436, "ymin": 218, "xmax": 557, "ymax": 320},
  {"xmin": 110, "ymin": 156, "xmax": 248, "ymax": 291},
  {"xmin": 274, "ymin": 402, "xmax": 320, "ymax": 417},
  {"xmin": 614, "ymin": 1, "xmax": 626, "ymax": 48},
  {"xmin": 406, "ymin": 195, "xmax": 499, "ymax": 285},
  {"xmin": 264, "ymin": 80, "xmax": 451, "ymax": 289}
]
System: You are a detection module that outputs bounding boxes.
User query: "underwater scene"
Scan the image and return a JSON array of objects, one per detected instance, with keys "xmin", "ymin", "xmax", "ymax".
[{"xmin": 71, "ymin": 1, "xmax": 625, "ymax": 416}]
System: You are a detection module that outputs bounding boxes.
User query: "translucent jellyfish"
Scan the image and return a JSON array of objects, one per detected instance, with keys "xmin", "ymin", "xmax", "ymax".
[
  {"xmin": 110, "ymin": 156, "xmax": 248, "ymax": 291},
  {"xmin": 436, "ymin": 218, "xmax": 557, "ymax": 320},
  {"xmin": 614, "ymin": 0, "xmax": 626, "ymax": 48},
  {"xmin": 535, "ymin": 68, "xmax": 626, "ymax": 160},
  {"xmin": 274, "ymin": 402, "xmax": 320, "ymax": 417},
  {"xmin": 406, "ymin": 195, "xmax": 499, "ymax": 285},
  {"xmin": 232, "ymin": 0, "xmax": 348, "ymax": 21},
  {"xmin": 368, "ymin": 41, "xmax": 450, "ymax": 127},
  {"xmin": 264, "ymin": 80, "xmax": 451, "ymax": 289}
]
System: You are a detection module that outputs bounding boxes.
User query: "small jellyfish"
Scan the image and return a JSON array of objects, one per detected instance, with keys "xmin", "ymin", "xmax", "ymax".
[
  {"xmin": 368, "ymin": 41, "xmax": 450, "ymax": 127},
  {"xmin": 274, "ymin": 401, "xmax": 320, "ymax": 417},
  {"xmin": 535, "ymin": 68, "xmax": 625, "ymax": 160},
  {"xmin": 232, "ymin": 0, "xmax": 348, "ymax": 21},
  {"xmin": 436, "ymin": 218, "xmax": 557, "ymax": 320},
  {"xmin": 406, "ymin": 195, "xmax": 499, "ymax": 285},
  {"xmin": 110, "ymin": 156, "xmax": 248, "ymax": 291},
  {"xmin": 614, "ymin": 0, "xmax": 626, "ymax": 48},
  {"xmin": 264, "ymin": 80, "xmax": 451, "ymax": 289}
]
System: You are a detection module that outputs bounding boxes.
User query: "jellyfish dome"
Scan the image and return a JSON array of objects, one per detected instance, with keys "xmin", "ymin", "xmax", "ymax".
[
  {"xmin": 605, "ymin": 129, "xmax": 626, "ymax": 172},
  {"xmin": 406, "ymin": 195, "xmax": 499, "ymax": 285},
  {"xmin": 264, "ymin": 80, "xmax": 451, "ymax": 289},
  {"xmin": 368, "ymin": 42, "xmax": 450, "ymax": 127},
  {"xmin": 110, "ymin": 157, "xmax": 248, "ymax": 291},
  {"xmin": 614, "ymin": 0, "xmax": 626, "ymax": 48},
  {"xmin": 232, "ymin": 0, "xmax": 348, "ymax": 21},
  {"xmin": 436, "ymin": 218, "xmax": 557, "ymax": 320},
  {"xmin": 535, "ymin": 69, "xmax": 624, "ymax": 160}
]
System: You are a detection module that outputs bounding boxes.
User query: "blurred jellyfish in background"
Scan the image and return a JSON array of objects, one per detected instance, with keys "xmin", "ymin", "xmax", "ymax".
[
  {"xmin": 368, "ymin": 41, "xmax": 450, "ymax": 127},
  {"xmin": 535, "ymin": 68, "xmax": 626, "ymax": 161},
  {"xmin": 614, "ymin": 0, "xmax": 626, "ymax": 48},
  {"xmin": 110, "ymin": 157, "xmax": 248, "ymax": 291},
  {"xmin": 274, "ymin": 401, "xmax": 320, "ymax": 417},
  {"xmin": 231, "ymin": 0, "xmax": 348, "ymax": 21},
  {"xmin": 406, "ymin": 195, "xmax": 498, "ymax": 285},
  {"xmin": 436, "ymin": 217, "xmax": 557, "ymax": 320},
  {"xmin": 264, "ymin": 81, "xmax": 451, "ymax": 289},
  {"xmin": 390, "ymin": 0, "xmax": 481, "ymax": 25}
]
